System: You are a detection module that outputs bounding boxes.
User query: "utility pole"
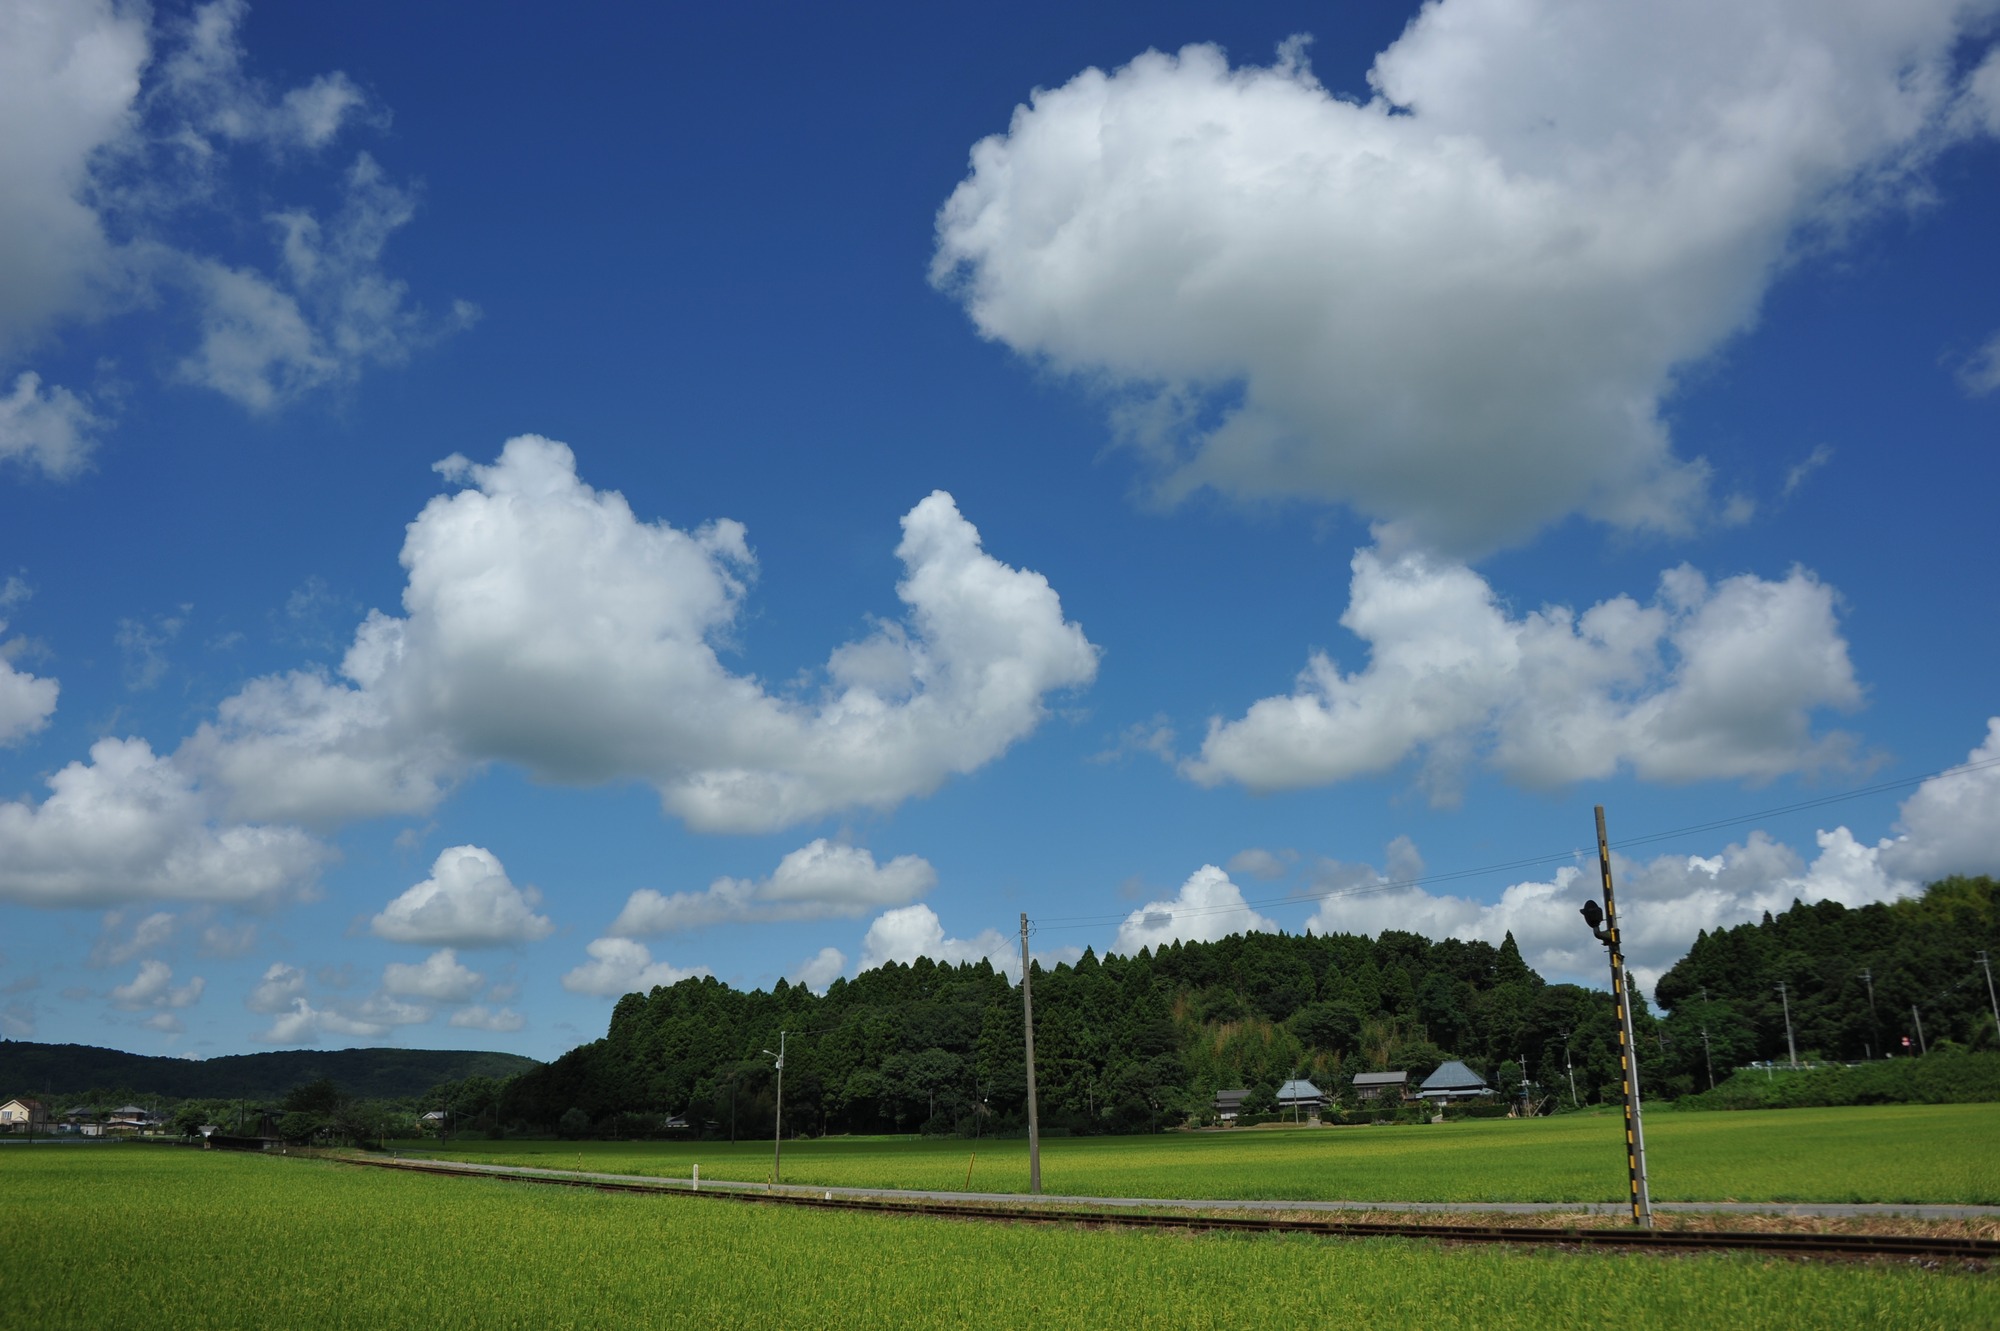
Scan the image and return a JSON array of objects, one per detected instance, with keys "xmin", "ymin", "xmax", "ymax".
[
  {"xmin": 1580, "ymin": 806, "xmax": 1652, "ymax": 1228},
  {"xmin": 1560, "ymin": 1031, "xmax": 1578, "ymax": 1107},
  {"xmin": 1699, "ymin": 1025, "xmax": 1714, "ymax": 1090},
  {"xmin": 1861, "ymin": 966, "xmax": 1879, "ymax": 1057},
  {"xmin": 1912, "ymin": 1004, "xmax": 1928, "ymax": 1056},
  {"xmin": 1020, "ymin": 913, "xmax": 1041, "ymax": 1196},
  {"xmin": 1979, "ymin": 952, "xmax": 2000, "ymax": 1046},
  {"xmin": 1776, "ymin": 982, "xmax": 1798, "ymax": 1069},
  {"xmin": 761, "ymin": 1032, "xmax": 786, "ymax": 1185}
]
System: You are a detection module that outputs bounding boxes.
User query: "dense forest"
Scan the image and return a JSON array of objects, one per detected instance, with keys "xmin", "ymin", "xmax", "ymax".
[
  {"xmin": 1655, "ymin": 875, "xmax": 2000, "ymax": 1069},
  {"xmin": 0, "ymin": 1042, "xmax": 539, "ymax": 1104},
  {"xmin": 503, "ymin": 876, "xmax": 1999, "ymax": 1136}
]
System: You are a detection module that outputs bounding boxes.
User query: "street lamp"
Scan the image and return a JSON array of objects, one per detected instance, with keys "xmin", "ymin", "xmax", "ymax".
[{"xmin": 761, "ymin": 1033, "xmax": 786, "ymax": 1185}]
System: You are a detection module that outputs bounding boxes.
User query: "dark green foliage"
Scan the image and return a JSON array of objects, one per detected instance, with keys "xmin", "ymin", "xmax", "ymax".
[
  {"xmin": 501, "ymin": 922, "xmax": 1643, "ymax": 1134},
  {"xmin": 0, "ymin": 1042, "xmax": 538, "ymax": 1102},
  {"xmin": 1654, "ymin": 876, "xmax": 2000, "ymax": 1091}
]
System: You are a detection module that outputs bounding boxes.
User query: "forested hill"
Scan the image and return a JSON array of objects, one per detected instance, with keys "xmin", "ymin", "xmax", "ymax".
[
  {"xmin": 1656, "ymin": 875, "xmax": 2000, "ymax": 1066},
  {"xmin": 503, "ymin": 927, "xmax": 1640, "ymax": 1135},
  {"xmin": 0, "ymin": 1042, "xmax": 539, "ymax": 1103}
]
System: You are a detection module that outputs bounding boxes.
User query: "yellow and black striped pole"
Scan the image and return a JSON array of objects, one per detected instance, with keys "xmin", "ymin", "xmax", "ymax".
[{"xmin": 1595, "ymin": 806, "xmax": 1653, "ymax": 1227}]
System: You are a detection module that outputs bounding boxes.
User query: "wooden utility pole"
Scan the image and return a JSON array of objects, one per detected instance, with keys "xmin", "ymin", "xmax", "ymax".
[
  {"xmin": 1020, "ymin": 913, "xmax": 1041, "ymax": 1195},
  {"xmin": 1585, "ymin": 806, "xmax": 1653, "ymax": 1228}
]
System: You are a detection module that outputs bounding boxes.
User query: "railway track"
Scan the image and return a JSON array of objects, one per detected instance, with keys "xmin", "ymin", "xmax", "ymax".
[{"xmin": 337, "ymin": 1155, "xmax": 1996, "ymax": 1265}]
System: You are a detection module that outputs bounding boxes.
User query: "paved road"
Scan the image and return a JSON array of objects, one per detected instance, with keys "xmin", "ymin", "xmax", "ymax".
[{"xmin": 384, "ymin": 1156, "xmax": 2000, "ymax": 1222}]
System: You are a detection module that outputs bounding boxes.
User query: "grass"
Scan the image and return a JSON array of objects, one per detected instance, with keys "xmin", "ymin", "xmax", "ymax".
[
  {"xmin": 4, "ymin": 1146, "xmax": 1993, "ymax": 1330},
  {"xmin": 393, "ymin": 1103, "xmax": 2000, "ymax": 1205}
]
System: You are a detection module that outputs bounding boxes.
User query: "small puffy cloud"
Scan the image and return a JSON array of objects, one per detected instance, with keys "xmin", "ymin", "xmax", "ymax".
[
  {"xmin": 245, "ymin": 961, "xmax": 305, "ymax": 1014},
  {"xmin": 560, "ymin": 938, "xmax": 708, "ymax": 997},
  {"xmin": 449, "ymin": 1004, "xmax": 524, "ymax": 1033},
  {"xmin": 1114, "ymin": 865, "xmax": 1277, "ymax": 954},
  {"xmin": 185, "ymin": 438, "xmax": 1098, "ymax": 834},
  {"xmin": 1185, "ymin": 548, "xmax": 1861, "ymax": 801},
  {"xmin": 0, "ymin": 604, "xmax": 58, "ymax": 746},
  {"xmin": 198, "ymin": 920, "xmax": 257, "ymax": 957},
  {"xmin": 116, "ymin": 608, "xmax": 187, "ymax": 692},
  {"xmin": 353, "ymin": 993, "xmax": 429, "ymax": 1027},
  {"xmin": 110, "ymin": 960, "xmax": 204, "ymax": 1010},
  {"xmin": 792, "ymin": 946, "xmax": 847, "ymax": 993},
  {"xmin": 381, "ymin": 948, "xmax": 483, "ymax": 1003},
  {"xmin": 90, "ymin": 909, "xmax": 178, "ymax": 967},
  {"xmin": 141, "ymin": 1012, "xmax": 183, "ymax": 1034},
  {"xmin": 611, "ymin": 840, "xmax": 937, "ymax": 936},
  {"xmin": 0, "ymin": 372, "xmax": 100, "ymax": 479},
  {"xmin": 0, "ymin": 737, "xmax": 328, "ymax": 907},
  {"xmin": 1958, "ymin": 331, "xmax": 2000, "ymax": 397},
  {"xmin": 1224, "ymin": 848, "xmax": 1292, "ymax": 882},
  {"xmin": 933, "ymin": 6, "xmax": 1999, "ymax": 553},
  {"xmin": 860, "ymin": 904, "xmax": 1013, "ymax": 973},
  {"xmin": 370, "ymin": 845, "xmax": 554, "ymax": 948},
  {"xmin": 255, "ymin": 997, "xmax": 385, "ymax": 1045}
]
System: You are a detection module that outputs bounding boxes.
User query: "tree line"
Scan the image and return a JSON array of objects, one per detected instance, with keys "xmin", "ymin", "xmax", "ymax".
[{"xmin": 499, "ymin": 876, "xmax": 1996, "ymax": 1136}]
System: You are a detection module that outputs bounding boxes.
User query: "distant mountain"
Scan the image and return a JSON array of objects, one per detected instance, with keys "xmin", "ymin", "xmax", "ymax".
[{"xmin": 0, "ymin": 1042, "xmax": 541, "ymax": 1104}]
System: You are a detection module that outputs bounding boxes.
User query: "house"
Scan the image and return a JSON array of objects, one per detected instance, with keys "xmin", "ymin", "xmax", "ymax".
[
  {"xmin": 1351, "ymin": 1071, "xmax": 1409, "ymax": 1102},
  {"xmin": 1417, "ymin": 1061, "xmax": 1493, "ymax": 1102},
  {"xmin": 1211, "ymin": 1089, "xmax": 1249, "ymax": 1123},
  {"xmin": 1, "ymin": 1097, "xmax": 49, "ymax": 1130},
  {"xmin": 106, "ymin": 1105, "xmax": 157, "ymax": 1133},
  {"xmin": 1274, "ymin": 1079, "xmax": 1325, "ymax": 1117}
]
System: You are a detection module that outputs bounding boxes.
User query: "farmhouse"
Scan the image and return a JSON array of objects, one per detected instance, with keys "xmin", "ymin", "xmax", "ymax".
[
  {"xmin": 1351, "ymin": 1071, "xmax": 1409, "ymax": 1102},
  {"xmin": 1, "ymin": 1097, "xmax": 49, "ymax": 1130},
  {"xmin": 1417, "ymin": 1061, "xmax": 1493, "ymax": 1102},
  {"xmin": 1274, "ymin": 1079, "xmax": 1325, "ymax": 1117},
  {"xmin": 1211, "ymin": 1089, "xmax": 1249, "ymax": 1122}
]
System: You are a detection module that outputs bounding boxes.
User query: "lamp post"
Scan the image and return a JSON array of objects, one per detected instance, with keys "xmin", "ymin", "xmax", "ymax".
[
  {"xmin": 761, "ymin": 1033, "xmax": 786, "ymax": 1185},
  {"xmin": 1580, "ymin": 805, "xmax": 1653, "ymax": 1228}
]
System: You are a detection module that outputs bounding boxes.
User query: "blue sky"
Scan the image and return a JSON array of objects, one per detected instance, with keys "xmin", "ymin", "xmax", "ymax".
[{"xmin": 2, "ymin": 0, "xmax": 1996, "ymax": 1062}]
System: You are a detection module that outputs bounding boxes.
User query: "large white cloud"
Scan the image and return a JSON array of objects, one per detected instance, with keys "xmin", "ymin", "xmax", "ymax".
[
  {"xmin": 933, "ymin": 2, "xmax": 1999, "ymax": 552},
  {"xmin": 560, "ymin": 937, "xmax": 707, "ymax": 997},
  {"xmin": 1877, "ymin": 718, "xmax": 2000, "ymax": 882},
  {"xmin": 1114, "ymin": 865, "xmax": 1278, "ymax": 954},
  {"xmin": 610, "ymin": 840, "xmax": 937, "ymax": 935},
  {"xmin": 370, "ymin": 846, "xmax": 554, "ymax": 948},
  {"xmin": 0, "ymin": 0, "xmax": 466, "ymax": 475},
  {"xmin": 1184, "ymin": 547, "xmax": 1860, "ymax": 800},
  {"xmin": 255, "ymin": 997, "xmax": 386, "ymax": 1045},
  {"xmin": 0, "ymin": 737, "xmax": 328, "ymax": 907},
  {"xmin": 185, "ymin": 436, "xmax": 1099, "ymax": 833},
  {"xmin": 245, "ymin": 961, "xmax": 305, "ymax": 1014}
]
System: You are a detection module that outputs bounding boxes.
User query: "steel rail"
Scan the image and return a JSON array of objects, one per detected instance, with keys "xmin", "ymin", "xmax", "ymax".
[{"xmin": 333, "ymin": 1156, "xmax": 1996, "ymax": 1264}]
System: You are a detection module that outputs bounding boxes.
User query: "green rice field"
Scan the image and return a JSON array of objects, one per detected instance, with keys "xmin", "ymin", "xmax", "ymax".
[
  {"xmin": 3, "ymin": 1145, "xmax": 1992, "ymax": 1330},
  {"xmin": 398, "ymin": 1103, "xmax": 2000, "ymax": 1205}
]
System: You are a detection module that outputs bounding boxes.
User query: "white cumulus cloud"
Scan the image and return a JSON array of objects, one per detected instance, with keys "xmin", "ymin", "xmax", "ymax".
[
  {"xmin": 184, "ymin": 436, "xmax": 1098, "ymax": 833},
  {"xmin": 110, "ymin": 960, "xmax": 204, "ymax": 1010},
  {"xmin": 381, "ymin": 948, "xmax": 483, "ymax": 1002},
  {"xmin": 610, "ymin": 840, "xmax": 937, "ymax": 935},
  {"xmin": 245, "ymin": 961, "xmax": 305, "ymax": 1014},
  {"xmin": 933, "ymin": 2, "xmax": 2000, "ymax": 552},
  {"xmin": 1114, "ymin": 865, "xmax": 1278, "ymax": 954},
  {"xmin": 370, "ymin": 845, "xmax": 553, "ymax": 948},
  {"xmin": 449, "ymin": 1004, "xmax": 525, "ymax": 1033},
  {"xmin": 860, "ymin": 904, "xmax": 1014, "ymax": 973},
  {"xmin": 560, "ymin": 937, "xmax": 708, "ymax": 998},
  {"xmin": 791, "ymin": 946, "xmax": 847, "ymax": 993},
  {"xmin": 0, "ymin": 604, "xmax": 59, "ymax": 745},
  {"xmin": 255, "ymin": 997, "xmax": 385, "ymax": 1045},
  {"xmin": 1184, "ymin": 548, "xmax": 1861, "ymax": 801},
  {"xmin": 0, "ymin": 737, "xmax": 328, "ymax": 907}
]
